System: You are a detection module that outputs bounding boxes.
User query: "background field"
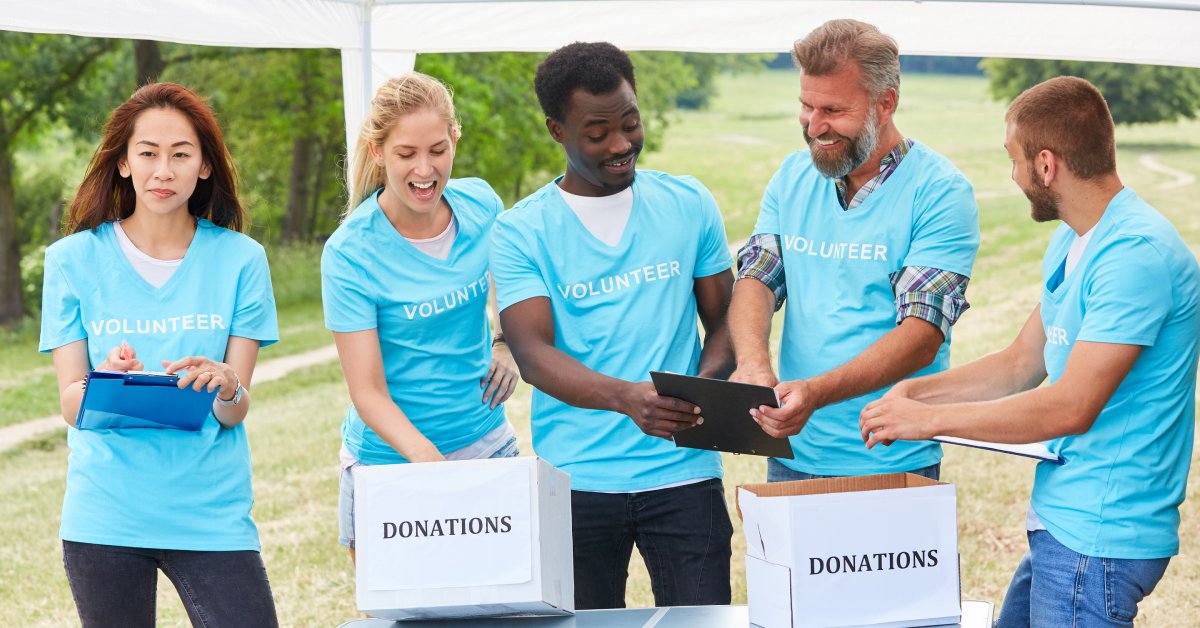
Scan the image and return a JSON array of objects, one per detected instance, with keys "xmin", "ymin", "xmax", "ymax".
[{"xmin": 1, "ymin": 70, "xmax": 1198, "ymax": 625}]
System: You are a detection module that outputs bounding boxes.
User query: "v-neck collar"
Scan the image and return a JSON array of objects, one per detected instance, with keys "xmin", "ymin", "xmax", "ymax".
[
  {"xmin": 371, "ymin": 187, "xmax": 464, "ymax": 267},
  {"xmin": 550, "ymin": 175, "xmax": 639, "ymax": 250},
  {"xmin": 103, "ymin": 219, "xmax": 205, "ymax": 298},
  {"xmin": 1045, "ymin": 187, "xmax": 1128, "ymax": 295}
]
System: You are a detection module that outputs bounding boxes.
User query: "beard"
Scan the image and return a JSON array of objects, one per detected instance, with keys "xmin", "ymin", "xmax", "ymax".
[
  {"xmin": 804, "ymin": 107, "xmax": 880, "ymax": 179},
  {"xmin": 1023, "ymin": 165, "xmax": 1062, "ymax": 222}
]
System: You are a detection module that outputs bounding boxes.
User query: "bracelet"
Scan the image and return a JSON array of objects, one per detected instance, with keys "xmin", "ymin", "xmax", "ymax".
[
  {"xmin": 217, "ymin": 372, "xmax": 243, "ymax": 407},
  {"xmin": 492, "ymin": 331, "xmax": 506, "ymax": 345}
]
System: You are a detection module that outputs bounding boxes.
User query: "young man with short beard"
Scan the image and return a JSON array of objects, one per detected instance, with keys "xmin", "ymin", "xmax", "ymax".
[
  {"xmin": 490, "ymin": 42, "xmax": 736, "ymax": 610},
  {"xmin": 860, "ymin": 76, "xmax": 1198, "ymax": 627},
  {"xmin": 728, "ymin": 19, "xmax": 980, "ymax": 482}
]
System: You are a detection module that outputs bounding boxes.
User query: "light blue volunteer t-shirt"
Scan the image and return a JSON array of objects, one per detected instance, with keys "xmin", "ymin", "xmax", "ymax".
[
  {"xmin": 491, "ymin": 171, "xmax": 732, "ymax": 491},
  {"xmin": 1033, "ymin": 187, "xmax": 1199, "ymax": 559},
  {"xmin": 754, "ymin": 143, "xmax": 979, "ymax": 475},
  {"xmin": 39, "ymin": 219, "xmax": 279, "ymax": 551},
  {"xmin": 322, "ymin": 178, "xmax": 505, "ymax": 465}
]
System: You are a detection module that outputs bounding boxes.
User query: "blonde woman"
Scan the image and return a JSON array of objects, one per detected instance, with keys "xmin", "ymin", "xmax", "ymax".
[{"xmin": 321, "ymin": 73, "xmax": 519, "ymax": 559}]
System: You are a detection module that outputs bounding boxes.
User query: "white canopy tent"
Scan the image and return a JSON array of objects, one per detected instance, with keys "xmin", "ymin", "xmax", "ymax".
[{"xmin": 3, "ymin": 0, "xmax": 1199, "ymax": 157}]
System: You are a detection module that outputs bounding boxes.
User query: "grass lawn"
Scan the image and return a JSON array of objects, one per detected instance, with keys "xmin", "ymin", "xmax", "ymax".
[{"xmin": 2, "ymin": 70, "xmax": 1199, "ymax": 625}]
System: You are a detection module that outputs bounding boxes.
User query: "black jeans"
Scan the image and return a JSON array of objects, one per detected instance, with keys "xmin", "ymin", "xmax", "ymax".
[
  {"xmin": 62, "ymin": 540, "xmax": 279, "ymax": 628},
  {"xmin": 570, "ymin": 478, "xmax": 733, "ymax": 610}
]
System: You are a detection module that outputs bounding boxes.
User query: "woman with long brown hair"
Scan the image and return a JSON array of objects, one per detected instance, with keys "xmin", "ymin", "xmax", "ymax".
[{"xmin": 39, "ymin": 82, "xmax": 280, "ymax": 627}]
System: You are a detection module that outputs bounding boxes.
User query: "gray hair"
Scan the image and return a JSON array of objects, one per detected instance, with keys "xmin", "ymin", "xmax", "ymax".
[{"xmin": 792, "ymin": 19, "xmax": 900, "ymax": 99}]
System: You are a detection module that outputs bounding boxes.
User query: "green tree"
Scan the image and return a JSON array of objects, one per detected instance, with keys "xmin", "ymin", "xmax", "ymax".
[
  {"xmin": 673, "ymin": 53, "xmax": 772, "ymax": 110},
  {"xmin": 418, "ymin": 53, "xmax": 558, "ymax": 204},
  {"xmin": 0, "ymin": 32, "xmax": 117, "ymax": 325},
  {"xmin": 170, "ymin": 47, "xmax": 347, "ymax": 242},
  {"xmin": 981, "ymin": 58, "xmax": 1200, "ymax": 125}
]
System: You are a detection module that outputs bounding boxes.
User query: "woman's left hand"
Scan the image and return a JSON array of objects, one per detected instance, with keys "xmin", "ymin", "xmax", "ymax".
[
  {"xmin": 481, "ymin": 342, "xmax": 519, "ymax": 409},
  {"xmin": 163, "ymin": 356, "xmax": 239, "ymax": 402}
]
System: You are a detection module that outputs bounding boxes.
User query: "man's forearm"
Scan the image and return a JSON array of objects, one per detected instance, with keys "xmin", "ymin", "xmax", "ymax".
[
  {"xmin": 729, "ymin": 279, "xmax": 776, "ymax": 369},
  {"xmin": 696, "ymin": 325, "xmax": 735, "ymax": 379},
  {"xmin": 899, "ymin": 305, "xmax": 1048, "ymax": 404},
  {"xmin": 900, "ymin": 345, "xmax": 1045, "ymax": 404},
  {"xmin": 926, "ymin": 384, "xmax": 1089, "ymax": 443},
  {"xmin": 808, "ymin": 317, "xmax": 942, "ymax": 408},
  {"xmin": 510, "ymin": 340, "xmax": 633, "ymax": 415}
]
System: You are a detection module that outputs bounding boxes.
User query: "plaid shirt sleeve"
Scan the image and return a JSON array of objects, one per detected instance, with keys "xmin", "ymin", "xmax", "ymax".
[
  {"xmin": 889, "ymin": 266, "xmax": 971, "ymax": 338},
  {"xmin": 735, "ymin": 234, "xmax": 787, "ymax": 311}
]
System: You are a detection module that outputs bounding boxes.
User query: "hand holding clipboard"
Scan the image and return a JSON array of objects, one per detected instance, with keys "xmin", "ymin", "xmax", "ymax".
[
  {"xmin": 650, "ymin": 372, "xmax": 794, "ymax": 458},
  {"xmin": 77, "ymin": 370, "xmax": 217, "ymax": 430}
]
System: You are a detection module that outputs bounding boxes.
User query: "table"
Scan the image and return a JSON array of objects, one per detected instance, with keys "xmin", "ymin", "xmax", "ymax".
[{"xmin": 339, "ymin": 600, "xmax": 994, "ymax": 627}]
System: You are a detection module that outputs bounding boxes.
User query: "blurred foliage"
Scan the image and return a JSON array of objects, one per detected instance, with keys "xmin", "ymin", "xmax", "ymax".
[
  {"xmin": 417, "ymin": 52, "xmax": 558, "ymax": 204},
  {"xmin": 672, "ymin": 53, "xmax": 773, "ymax": 110},
  {"xmin": 982, "ymin": 58, "xmax": 1200, "ymax": 125},
  {"xmin": 167, "ymin": 46, "xmax": 347, "ymax": 243},
  {"xmin": 19, "ymin": 244, "xmax": 45, "ymax": 317},
  {"xmin": 0, "ymin": 32, "xmax": 125, "ymax": 324}
]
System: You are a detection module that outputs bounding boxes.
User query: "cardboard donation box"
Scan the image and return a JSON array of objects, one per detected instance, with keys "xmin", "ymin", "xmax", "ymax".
[
  {"xmin": 738, "ymin": 473, "xmax": 959, "ymax": 628},
  {"xmin": 354, "ymin": 456, "xmax": 573, "ymax": 620}
]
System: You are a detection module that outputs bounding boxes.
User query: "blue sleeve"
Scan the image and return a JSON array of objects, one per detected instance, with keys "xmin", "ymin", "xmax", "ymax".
[
  {"xmin": 751, "ymin": 165, "xmax": 785, "ymax": 237},
  {"xmin": 902, "ymin": 174, "xmax": 980, "ymax": 277},
  {"xmin": 486, "ymin": 183, "xmax": 504, "ymax": 220},
  {"xmin": 1077, "ymin": 237, "xmax": 1172, "ymax": 347},
  {"xmin": 321, "ymin": 243, "xmax": 377, "ymax": 333},
  {"xmin": 692, "ymin": 180, "xmax": 733, "ymax": 278},
  {"xmin": 38, "ymin": 247, "xmax": 87, "ymax": 353},
  {"xmin": 459, "ymin": 177, "xmax": 504, "ymax": 221},
  {"xmin": 230, "ymin": 246, "xmax": 279, "ymax": 347},
  {"xmin": 490, "ymin": 216, "xmax": 549, "ymax": 312}
]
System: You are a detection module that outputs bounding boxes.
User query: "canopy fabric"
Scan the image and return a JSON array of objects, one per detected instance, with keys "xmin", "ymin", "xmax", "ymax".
[{"xmin": 4, "ymin": 0, "xmax": 1198, "ymax": 157}]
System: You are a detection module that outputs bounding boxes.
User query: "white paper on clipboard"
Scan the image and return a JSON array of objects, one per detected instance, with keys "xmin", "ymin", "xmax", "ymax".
[{"xmin": 933, "ymin": 435, "xmax": 1064, "ymax": 463}]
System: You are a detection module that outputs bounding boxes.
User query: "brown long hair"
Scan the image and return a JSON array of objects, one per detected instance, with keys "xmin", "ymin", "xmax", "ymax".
[{"xmin": 66, "ymin": 82, "xmax": 245, "ymax": 234}]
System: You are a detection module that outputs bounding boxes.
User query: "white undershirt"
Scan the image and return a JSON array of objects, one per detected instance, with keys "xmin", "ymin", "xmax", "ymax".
[
  {"xmin": 405, "ymin": 216, "xmax": 458, "ymax": 260},
  {"xmin": 557, "ymin": 186, "xmax": 633, "ymax": 246},
  {"xmin": 1025, "ymin": 223, "xmax": 1098, "ymax": 532},
  {"xmin": 114, "ymin": 221, "xmax": 182, "ymax": 288},
  {"xmin": 1064, "ymin": 224, "xmax": 1097, "ymax": 277}
]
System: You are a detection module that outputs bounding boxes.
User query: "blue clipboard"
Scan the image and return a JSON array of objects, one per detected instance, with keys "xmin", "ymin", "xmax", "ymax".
[{"xmin": 77, "ymin": 370, "xmax": 217, "ymax": 431}]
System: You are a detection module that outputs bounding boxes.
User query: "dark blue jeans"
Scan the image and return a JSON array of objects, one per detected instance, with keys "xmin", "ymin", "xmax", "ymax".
[
  {"xmin": 570, "ymin": 478, "xmax": 733, "ymax": 610},
  {"xmin": 62, "ymin": 540, "xmax": 279, "ymax": 627},
  {"xmin": 766, "ymin": 458, "xmax": 941, "ymax": 482}
]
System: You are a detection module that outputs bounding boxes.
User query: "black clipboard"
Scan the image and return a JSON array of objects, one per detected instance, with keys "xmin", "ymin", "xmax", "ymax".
[
  {"xmin": 650, "ymin": 371, "xmax": 794, "ymax": 459},
  {"xmin": 77, "ymin": 370, "xmax": 217, "ymax": 431}
]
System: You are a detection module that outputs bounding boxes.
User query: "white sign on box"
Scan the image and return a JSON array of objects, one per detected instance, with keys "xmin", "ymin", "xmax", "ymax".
[
  {"xmin": 353, "ymin": 456, "xmax": 573, "ymax": 621},
  {"xmin": 738, "ymin": 473, "xmax": 960, "ymax": 628},
  {"xmin": 359, "ymin": 461, "xmax": 533, "ymax": 591}
]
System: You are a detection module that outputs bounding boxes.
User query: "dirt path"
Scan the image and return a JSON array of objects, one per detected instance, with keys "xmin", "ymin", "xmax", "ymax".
[{"xmin": 1139, "ymin": 153, "xmax": 1195, "ymax": 190}]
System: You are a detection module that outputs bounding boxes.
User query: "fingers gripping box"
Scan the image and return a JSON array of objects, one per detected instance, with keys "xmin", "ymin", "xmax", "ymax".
[
  {"xmin": 354, "ymin": 456, "xmax": 573, "ymax": 620},
  {"xmin": 737, "ymin": 473, "xmax": 960, "ymax": 628}
]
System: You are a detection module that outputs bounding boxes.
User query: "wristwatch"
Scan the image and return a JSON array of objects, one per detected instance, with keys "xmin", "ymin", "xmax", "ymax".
[{"xmin": 217, "ymin": 374, "xmax": 244, "ymax": 407}]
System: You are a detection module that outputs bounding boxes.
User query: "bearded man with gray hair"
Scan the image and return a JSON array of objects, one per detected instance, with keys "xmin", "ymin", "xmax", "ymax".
[{"xmin": 728, "ymin": 19, "xmax": 980, "ymax": 482}]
